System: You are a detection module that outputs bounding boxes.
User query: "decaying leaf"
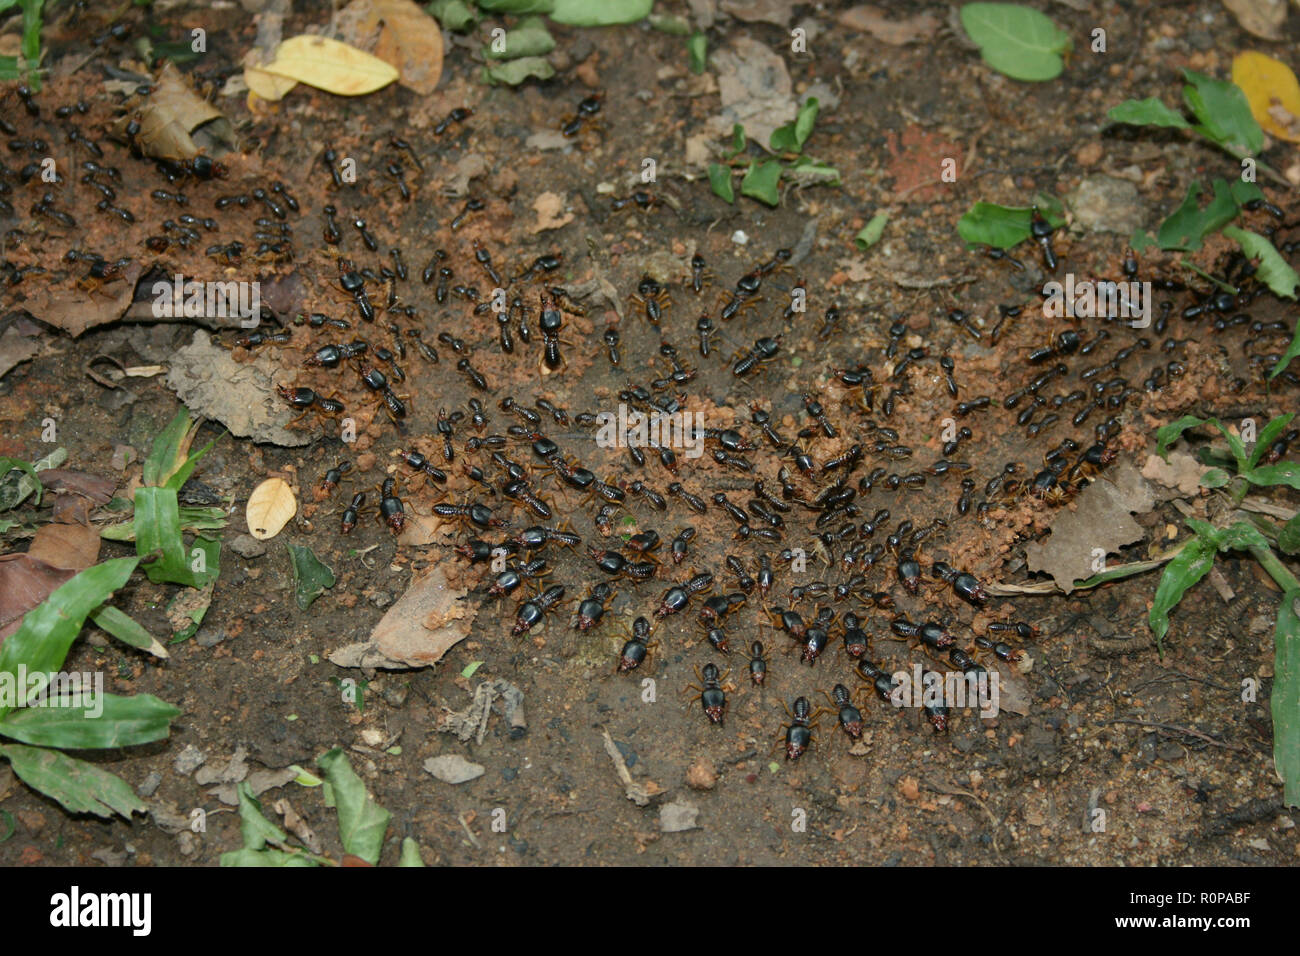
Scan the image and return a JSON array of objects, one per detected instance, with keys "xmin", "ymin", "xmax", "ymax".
[
  {"xmin": 531, "ymin": 191, "xmax": 574, "ymax": 233},
  {"xmin": 111, "ymin": 62, "xmax": 234, "ymax": 162},
  {"xmin": 0, "ymin": 556, "xmax": 77, "ymax": 643},
  {"xmin": 1232, "ymin": 50, "xmax": 1300, "ymax": 142},
  {"xmin": 0, "ymin": 320, "xmax": 43, "ymax": 378},
  {"xmin": 1023, "ymin": 463, "xmax": 1155, "ymax": 593},
  {"xmin": 328, "ymin": 563, "xmax": 475, "ymax": 669},
  {"xmin": 246, "ymin": 478, "xmax": 297, "ymax": 540},
  {"xmin": 261, "ymin": 35, "xmax": 400, "ymax": 97},
  {"xmin": 712, "ymin": 36, "xmax": 797, "ymax": 153},
  {"xmin": 12, "ymin": 263, "xmax": 142, "ymax": 338},
  {"xmin": 166, "ymin": 330, "xmax": 312, "ymax": 447},
  {"xmin": 338, "ymin": 0, "xmax": 444, "ymax": 95},
  {"xmin": 1141, "ymin": 451, "xmax": 1206, "ymax": 497},
  {"xmin": 837, "ymin": 5, "xmax": 940, "ymax": 44},
  {"xmin": 1222, "ymin": 0, "xmax": 1287, "ymax": 40}
]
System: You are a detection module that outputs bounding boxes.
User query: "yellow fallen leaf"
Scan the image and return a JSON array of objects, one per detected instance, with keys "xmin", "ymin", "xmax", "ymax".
[
  {"xmin": 338, "ymin": 0, "xmax": 444, "ymax": 95},
  {"xmin": 244, "ymin": 65, "xmax": 298, "ymax": 102},
  {"xmin": 246, "ymin": 477, "xmax": 298, "ymax": 540},
  {"xmin": 1232, "ymin": 51, "xmax": 1300, "ymax": 143},
  {"xmin": 262, "ymin": 35, "xmax": 399, "ymax": 97}
]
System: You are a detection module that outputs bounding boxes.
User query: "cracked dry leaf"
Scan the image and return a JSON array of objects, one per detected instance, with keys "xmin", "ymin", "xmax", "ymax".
[
  {"xmin": 1023, "ymin": 462, "xmax": 1155, "ymax": 593},
  {"xmin": 167, "ymin": 330, "xmax": 311, "ymax": 447},
  {"xmin": 1141, "ymin": 451, "xmax": 1204, "ymax": 497},
  {"xmin": 246, "ymin": 478, "xmax": 297, "ymax": 540}
]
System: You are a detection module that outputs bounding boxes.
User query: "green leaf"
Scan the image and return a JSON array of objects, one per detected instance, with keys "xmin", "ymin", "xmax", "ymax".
[
  {"xmin": 235, "ymin": 780, "xmax": 287, "ymax": 850},
  {"xmin": 398, "ymin": 837, "xmax": 426, "ymax": 866},
  {"xmin": 550, "ymin": 0, "xmax": 651, "ymax": 25},
  {"xmin": 1156, "ymin": 414, "xmax": 1247, "ymax": 470},
  {"xmin": 1199, "ymin": 467, "xmax": 1232, "ymax": 488},
  {"xmin": 1244, "ymin": 463, "xmax": 1300, "ymax": 490},
  {"xmin": 707, "ymin": 163, "xmax": 734, "ymax": 203},
  {"xmin": 1250, "ymin": 413, "xmax": 1297, "ymax": 469},
  {"xmin": 855, "ymin": 213, "xmax": 889, "ymax": 250},
  {"xmin": 475, "ymin": 0, "xmax": 554, "ymax": 12},
  {"xmin": 220, "ymin": 847, "xmax": 318, "ymax": 867},
  {"xmin": 1181, "ymin": 69, "xmax": 1263, "ymax": 156},
  {"xmin": 1155, "ymin": 180, "xmax": 1240, "ymax": 252},
  {"xmin": 0, "ymin": 56, "xmax": 21, "ymax": 82},
  {"xmin": 0, "ymin": 457, "xmax": 43, "ymax": 509},
  {"xmin": 1149, "ymin": 535, "xmax": 1218, "ymax": 650},
  {"xmin": 727, "ymin": 124, "xmax": 746, "ymax": 158},
  {"xmin": 0, "ymin": 693, "xmax": 179, "ymax": 750},
  {"xmin": 317, "ymin": 748, "xmax": 391, "ymax": 865},
  {"xmin": 1107, "ymin": 97, "xmax": 1191, "ymax": 129},
  {"xmin": 740, "ymin": 160, "xmax": 783, "ymax": 206},
  {"xmin": 1271, "ymin": 322, "xmax": 1300, "ymax": 381},
  {"xmin": 0, "ymin": 558, "xmax": 138, "ymax": 717},
  {"xmin": 142, "ymin": 408, "xmax": 194, "ymax": 488},
  {"xmin": 770, "ymin": 97, "xmax": 819, "ymax": 153},
  {"xmin": 288, "ymin": 543, "xmax": 335, "ymax": 610},
  {"xmin": 959, "ymin": 3, "xmax": 1071, "ymax": 82},
  {"xmin": 90, "ymin": 605, "xmax": 168, "ymax": 658},
  {"xmin": 461, "ymin": 661, "xmax": 484, "ymax": 678},
  {"xmin": 425, "ymin": 0, "xmax": 478, "ymax": 31},
  {"xmin": 649, "ymin": 14, "xmax": 690, "ymax": 35},
  {"xmin": 0, "ymin": 743, "xmax": 144, "ymax": 819},
  {"xmin": 134, "ymin": 487, "xmax": 212, "ymax": 587},
  {"xmin": 1279, "ymin": 515, "xmax": 1300, "ymax": 555},
  {"xmin": 1130, "ymin": 229, "xmax": 1157, "ymax": 253},
  {"xmin": 483, "ymin": 16, "xmax": 555, "ymax": 60},
  {"xmin": 687, "ymin": 31, "xmax": 707, "ymax": 74},
  {"xmin": 1222, "ymin": 227, "xmax": 1299, "ymax": 300},
  {"xmin": 1272, "ymin": 590, "xmax": 1300, "ymax": 808},
  {"xmin": 1216, "ymin": 520, "xmax": 1272, "ymax": 554},
  {"xmin": 482, "ymin": 56, "xmax": 555, "ymax": 86},
  {"xmin": 956, "ymin": 196, "xmax": 1065, "ymax": 249}
]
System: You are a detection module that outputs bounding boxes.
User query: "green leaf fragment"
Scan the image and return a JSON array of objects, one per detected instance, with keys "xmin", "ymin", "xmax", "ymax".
[
  {"xmin": 317, "ymin": 748, "xmax": 391, "ymax": 865},
  {"xmin": 855, "ymin": 213, "xmax": 889, "ymax": 249},
  {"xmin": 483, "ymin": 56, "xmax": 555, "ymax": 86},
  {"xmin": 483, "ymin": 17, "xmax": 555, "ymax": 60},
  {"xmin": 1181, "ymin": 69, "xmax": 1263, "ymax": 156},
  {"xmin": 959, "ymin": 3, "xmax": 1071, "ymax": 82},
  {"xmin": 1222, "ymin": 227, "xmax": 1299, "ymax": 300},
  {"xmin": 740, "ymin": 160, "xmax": 782, "ymax": 206},
  {"xmin": 1272, "ymin": 591, "xmax": 1300, "ymax": 808},
  {"xmin": 1149, "ymin": 534, "xmax": 1218, "ymax": 651},
  {"xmin": 0, "ymin": 744, "xmax": 144, "ymax": 820},
  {"xmin": 287, "ymin": 542, "xmax": 335, "ymax": 610},
  {"xmin": 687, "ymin": 31, "xmax": 707, "ymax": 74},
  {"xmin": 708, "ymin": 163, "xmax": 734, "ymax": 203},
  {"xmin": 1107, "ymin": 97, "xmax": 1191, "ymax": 129},
  {"xmin": 550, "ymin": 0, "xmax": 652, "ymax": 26}
]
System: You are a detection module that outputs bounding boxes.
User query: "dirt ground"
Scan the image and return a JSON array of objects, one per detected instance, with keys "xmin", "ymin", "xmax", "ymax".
[{"xmin": 1, "ymin": 0, "xmax": 1298, "ymax": 866}]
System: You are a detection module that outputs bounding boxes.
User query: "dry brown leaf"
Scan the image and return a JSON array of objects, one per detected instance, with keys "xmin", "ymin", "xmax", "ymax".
[
  {"xmin": 712, "ymin": 37, "xmax": 796, "ymax": 152},
  {"xmin": 1222, "ymin": 0, "xmax": 1287, "ymax": 40},
  {"xmin": 531, "ymin": 191, "xmax": 574, "ymax": 233},
  {"xmin": 262, "ymin": 35, "xmax": 399, "ymax": 97},
  {"xmin": 14, "ymin": 263, "xmax": 142, "ymax": 338},
  {"xmin": 1141, "ymin": 451, "xmax": 1204, "ymax": 497},
  {"xmin": 26, "ymin": 522, "xmax": 100, "ymax": 572},
  {"xmin": 329, "ymin": 563, "xmax": 475, "ymax": 668},
  {"xmin": 0, "ymin": 556, "xmax": 76, "ymax": 643},
  {"xmin": 338, "ymin": 0, "xmax": 443, "ymax": 95},
  {"xmin": 1023, "ymin": 463, "xmax": 1154, "ymax": 593},
  {"xmin": 837, "ymin": 5, "xmax": 939, "ymax": 44},
  {"xmin": 0, "ymin": 320, "xmax": 43, "ymax": 378},
  {"xmin": 246, "ymin": 477, "xmax": 297, "ymax": 540},
  {"xmin": 110, "ymin": 62, "xmax": 232, "ymax": 162}
]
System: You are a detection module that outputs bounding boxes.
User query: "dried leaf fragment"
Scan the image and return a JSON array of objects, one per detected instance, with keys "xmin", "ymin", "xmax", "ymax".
[{"xmin": 246, "ymin": 477, "xmax": 297, "ymax": 540}]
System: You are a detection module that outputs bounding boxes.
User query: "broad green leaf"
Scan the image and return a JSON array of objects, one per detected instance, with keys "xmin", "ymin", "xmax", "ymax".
[
  {"xmin": 461, "ymin": 661, "xmax": 484, "ymax": 678},
  {"xmin": 1279, "ymin": 514, "xmax": 1300, "ymax": 555},
  {"xmin": 956, "ymin": 196, "xmax": 1065, "ymax": 249},
  {"xmin": 1245, "ymin": 463, "xmax": 1300, "ymax": 490},
  {"xmin": 99, "ymin": 504, "xmax": 227, "ymax": 542},
  {"xmin": 0, "ymin": 693, "xmax": 179, "ymax": 750},
  {"xmin": 1199, "ymin": 467, "xmax": 1231, "ymax": 488},
  {"xmin": 1182, "ymin": 69, "xmax": 1263, "ymax": 155},
  {"xmin": 1222, "ymin": 227, "xmax": 1299, "ymax": 300},
  {"xmin": 220, "ymin": 847, "xmax": 318, "ymax": 867},
  {"xmin": 1216, "ymin": 520, "xmax": 1272, "ymax": 554},
  {"xmin": 1130, "ymin": 229, "xmax": 1157, "ymax": 252},
  {"xmin": 550, "ymin": 0, "xmax": 652, "ymax": 26},
  {"xmin": 288, "ymin": 542, "xmax": 335, "ymax": 610},
  {"xmin": 425, "ymin": 0, "xmax": 478, "ymax": 31},
  {"xmin": 482, "ymin": 56, "xmax": 554, "ymax": 85},
  {"xmin": 0, "ymin": 558, "xmax": 138, "ymax": 716},
  {"xmin": 1149, "ymin": 535, "xmax": 1217, "ymax": 650},
  {"xmin": 959, "ymin": 3, "xmax": 1071, "ymax": 82},
  {"xmin": 1107, "ymin": 97, "xmax": 1191, "ymax": 129},
  {"xmin": 740, "ymin": 160, "xmax": 782, "ymax": 206},
  {"xmin": 1250, "ymin": 413, "xmax": 1297, "ymax": 468},
  {"xmin": 1155, "ymin": 180, "xmax": 1240, "ymax": 252},
  {"xmin": 687, "ymin": 31, "xmax": 706, "ymax": 74},
  {"xmin": 770, "ymin": 97, "xmax": 819, "ymax": 154},
  {"xmin": 475, "ymin": 0, "xmax": 553, "ymax": 12},
  {"xmin": 318, "ymin": 748, "xmax": 390, "ymax": 865},
  {"xmin": 1156, "ymin": 415, "xmax": 1246, "ymax": 470},
  {"xmin": 163, "ymin": 433, "xmax": 218, "ymax": 493},
  {"xmin": 707, "ymin": 163, "xmax": 734, "ymax": 203},
  {"xmin": 0, "ymin": 743, "xmax": 144, "ymax": 819},
  {"xmin": 134, "ymin": 487, "xmax": 200, "ymax": 586},
  {"xmin": 483, "ymin": 17, "xmax": 554, "ymax": 60},
  {"xmin": 1273, "ymin": 590, "xmax": 1300, "ymax": 808},
  {"xmin": 399, "ymin": 837, "xmax": 426, "ymax": 866},
  {"xmin": 90, "ymin": 605, "xmax": 168, "ymax": 658},
  {"xmin": 235, "ymin": 780, "xmax": 287, "ymax": 851},
  {"xmin": 855, "ymin": 213, "xmax": 889, "ymax": 250}
]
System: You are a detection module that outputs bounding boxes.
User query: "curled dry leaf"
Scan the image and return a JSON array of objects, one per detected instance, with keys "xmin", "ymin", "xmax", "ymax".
[
  {"xmin": 262, "ymin": 35, "xmax": 400, "ymax": 97},
  {"xmin": 246, "ymin": 477, "xmax": 297, "ymax": 540},
  {"xmin": 110, "ymin": 62, "xmax": 234, "ymax": 162}
]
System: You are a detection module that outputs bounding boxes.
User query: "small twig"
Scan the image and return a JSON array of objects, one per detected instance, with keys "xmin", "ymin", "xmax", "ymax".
[{"xmin": 892, "ymin": 273, "xmax": 976, "ymax": 290}]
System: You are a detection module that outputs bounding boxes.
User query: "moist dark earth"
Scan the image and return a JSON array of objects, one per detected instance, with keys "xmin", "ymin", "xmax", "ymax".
[{"xmin": 0, "ymin": 0, "xmax": 1298, "ymax": 866}]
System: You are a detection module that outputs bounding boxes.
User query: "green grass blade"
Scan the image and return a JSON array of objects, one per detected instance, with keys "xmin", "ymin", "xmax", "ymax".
[
  {"xmin": 1272, "ymin": 590, "xmax": 1300, "ymax": 808},
  {"xmin": 1250, "ymin": 413, "xmax": 1297, "ymax": 468},
  {"xmin": 0, "ymin": 743, "xmax": 144, "ymax": 819},
  {"xmin": 142, "ymin": 408, "xmax": 193, "ymax": 488},
  {"xmin": 0, "ymin": 692, "xmax": 179, "ymax": 749},
  {"xmin": 89, "ymin": 605, "xmax": 169, "ymax": 658},
  {"xmin": 1149, "ymin": 535, "xmax": 1217, "ymax": 651}
]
